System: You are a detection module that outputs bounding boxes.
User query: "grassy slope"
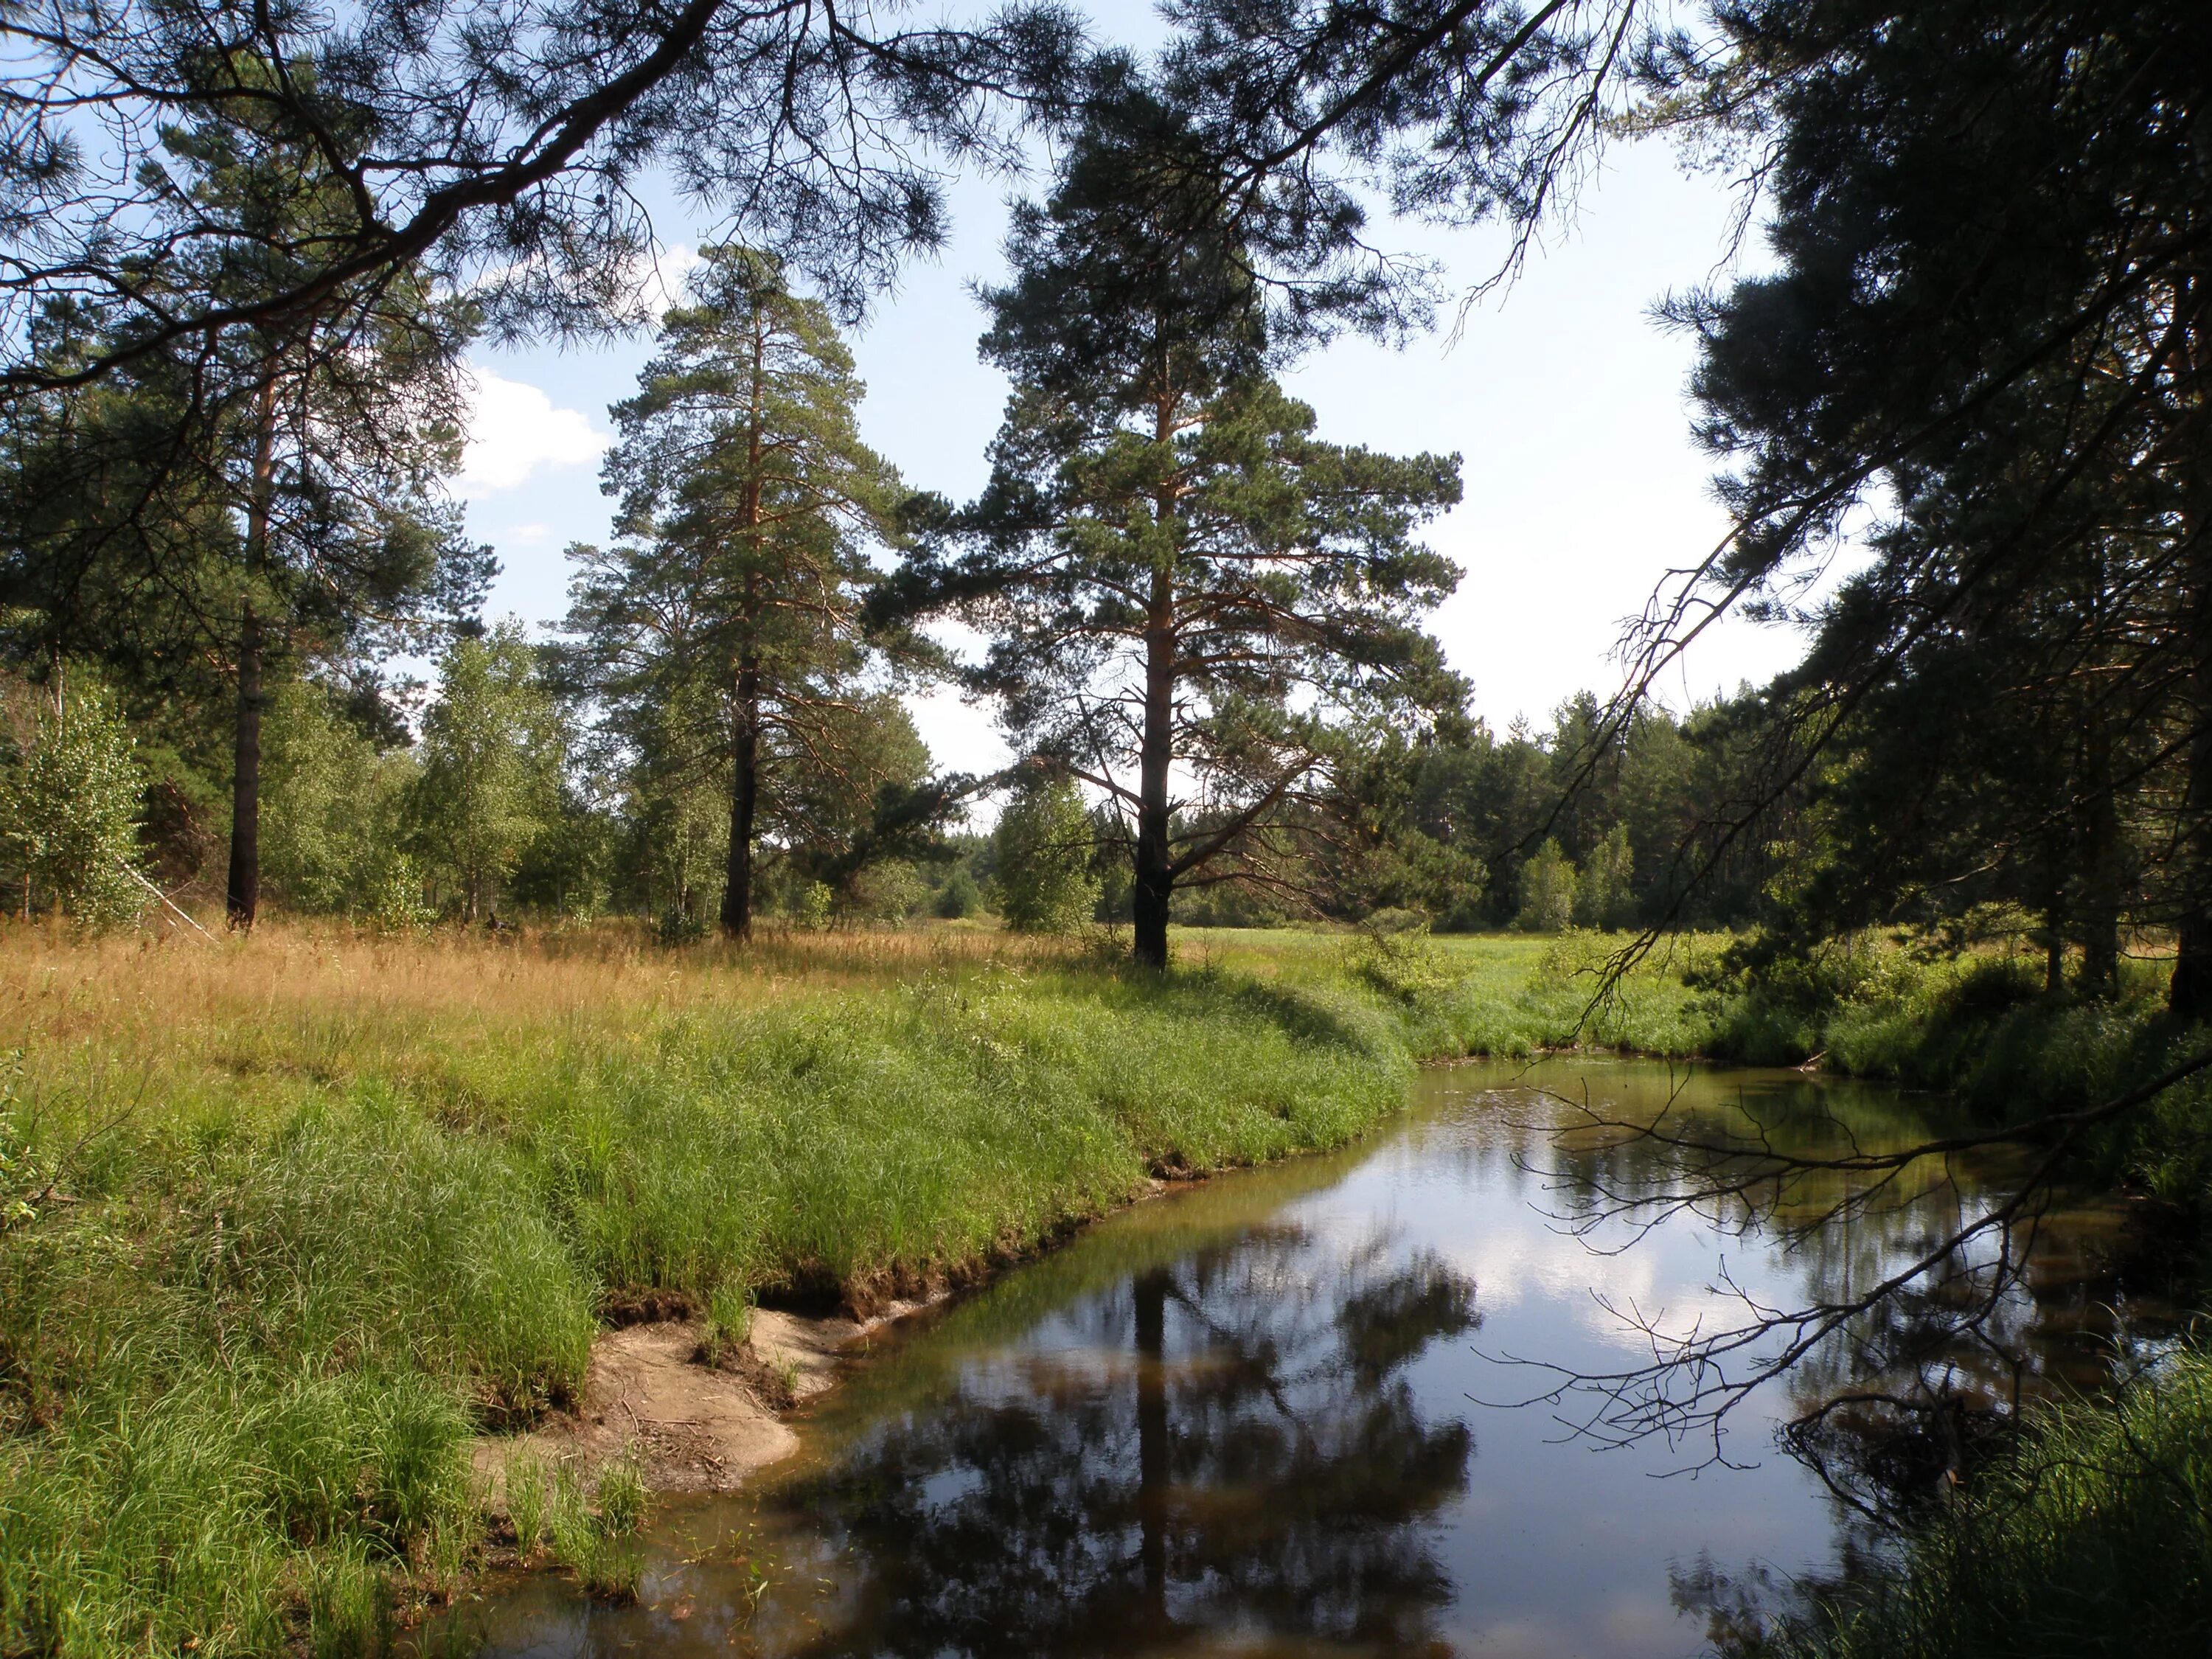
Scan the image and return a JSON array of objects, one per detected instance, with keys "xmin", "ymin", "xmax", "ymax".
[{"xmin": 0, "ymin": 920, "xmax": 1701, "ymax": 1657}]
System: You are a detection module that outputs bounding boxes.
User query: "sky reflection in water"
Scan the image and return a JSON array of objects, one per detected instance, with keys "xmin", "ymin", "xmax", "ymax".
[{"xmin": 443, "ymin": 1059, "xmax": 2160, "ymax": 1659}]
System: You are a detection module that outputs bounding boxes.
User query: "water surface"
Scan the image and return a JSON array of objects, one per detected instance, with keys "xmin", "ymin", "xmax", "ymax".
[{"xmin": 445, "ymin": 1059, "xmax": 2168, "ymax": 1658}]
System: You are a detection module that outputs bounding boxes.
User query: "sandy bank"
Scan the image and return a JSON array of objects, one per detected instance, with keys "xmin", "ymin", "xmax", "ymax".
[{"xmin": 473, "ymin": 1304, "xmax": 929, "ymax": 1499}]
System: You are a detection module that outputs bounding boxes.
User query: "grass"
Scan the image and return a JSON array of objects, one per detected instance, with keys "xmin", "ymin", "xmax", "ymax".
[
  {"xmin": 0, "ymin": 916, "xmax": 1708, "ymax": 1655},
  {"xmin": 1754, "ymin": 1347, "xmax": 2212, "ymax": 1659}
]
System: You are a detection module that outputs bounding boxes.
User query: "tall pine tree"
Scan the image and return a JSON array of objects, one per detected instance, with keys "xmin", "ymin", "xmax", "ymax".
[
  {"xmin": 891, "ymin": 92, "xmax": 1462, "ymax": 967},
  {"xmin": 566, "ymin": 246, "xmax": 915, "ymax": 938}
]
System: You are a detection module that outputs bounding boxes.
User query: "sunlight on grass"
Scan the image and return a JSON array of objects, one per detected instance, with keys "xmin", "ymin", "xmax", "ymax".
[{"xmin": 0, "ymin": 917, "xmax": 1703, "ymax": 1653}]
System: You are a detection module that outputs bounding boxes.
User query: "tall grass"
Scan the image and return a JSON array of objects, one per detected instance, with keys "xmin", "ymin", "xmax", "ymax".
[
  {"xmin": 1759, "ymin": 1349, "xmax": 2212, "ymax": 1659},
  {"xmin": 7, "ymin": 918, "xmax": 1698, "ymax": 1652}
]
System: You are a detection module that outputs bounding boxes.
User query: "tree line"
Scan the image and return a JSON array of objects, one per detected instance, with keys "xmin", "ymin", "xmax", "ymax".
[{"xmin": 1, "ymin": 0, "xmax": 2205, "ymax": 991}]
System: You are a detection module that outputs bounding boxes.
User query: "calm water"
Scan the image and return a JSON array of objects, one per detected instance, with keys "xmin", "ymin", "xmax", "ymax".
[{"xmin": 442, "ymin": 1060, "xmax": 2168, "ymax": 1658}]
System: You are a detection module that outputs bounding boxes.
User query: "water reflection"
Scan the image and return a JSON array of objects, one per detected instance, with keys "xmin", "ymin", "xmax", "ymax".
[
  {"xmin": 442, "ymin": 1060, "xmax": 2174, "ymax": 1659},
  {"xmin": 757, "ymin": 1235, "xmax": 1475, "ymax": 1657}
]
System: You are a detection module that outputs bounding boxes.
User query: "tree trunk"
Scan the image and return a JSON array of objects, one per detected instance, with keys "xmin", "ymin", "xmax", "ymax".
[
  {"xmin": 1133, "ymin": 1267, "xmax": 1172, "ymax": 1633},
  {"xmin": 1132, "ymin": 393, "xmax": 1179, "ymax": 970},
  {"xmin": 226, "ymin": 600, "xmax": 263, "ymax": 929},
  {"xmin": 2079, "ymin": 714, "xmax": 2124, "ymax": 998},
  {"xmin": 2171, "ymin": 273, "xmax": 2212, "ymax": 1018},
  {"xmin": 720, "ymin": 667, "xmax": 760, "ymax": 939},
  {"xmin": 226, "ymin": 378, "xmax": 279, "ymax": 932},
  {"xmin": 1133, "ymin": 566, "xmax": 1175, "ymax": 970},
  {"xmin": 720, "ymin": 346, "xmax": 770, "ymax": 944}
]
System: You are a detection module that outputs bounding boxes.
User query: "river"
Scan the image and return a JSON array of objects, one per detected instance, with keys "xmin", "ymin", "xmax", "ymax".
[{"xmin": 435, "ymin": 1057, "xmax": 2173, "ymax": 1658}]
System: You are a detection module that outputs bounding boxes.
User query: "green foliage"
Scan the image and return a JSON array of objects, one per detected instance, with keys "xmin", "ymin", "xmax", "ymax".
[
  {"xmin": 1514, "ymin": 839, "xmax": 1578, "ymax": 933},
  {"xmin": 504, "ymin": 1450, "xmax": 549, "ymax": 1559},
  {"xmin": 1574, "ymin": 824, "xmax": 1634, "ymax": 929},
  {"xmin": 995, "ymin": 774, "xmax": 1099, "ymax": 933},
  {"xmin": 842, "ymin": 857, "xmax": 927, "ymax": 923},
  {"xmin": 796, "ymin": 880, "xmax": 835, "ymax": 929},
  {"xmin": 701, "ymin": 1281, "xmax": 755, "ymax": 1365},
  {"xmin": 593, "ymin": 1457, "xmax": 647, "ymax": 1537},
  {"xmin": 411, "ymin": 622, "xmax": 566, "ymax": 920},
  {"xmin": 0, "ymin": 673, "xmax": 145, "ymax": 927},
  {"xmin": 1759, "ymin": 1350, "xmax": 2212, "ymax": 1659},
  {"xmin": 261, "ymin": 680, "xmax": 416, "ymax": 914},
  {"xmin": 935, "ymin": 863, "xmax": 983, "ymax": 919},
  {"xmin": 566, "ymin": 243, "xmax": 922, "ymax": 938},
  {"xmin": 361, "ymin": 852, "xmax": 437, "ymax": 933},
  {"xmin": 0, "ymin": 1051, "xmax": 40, "ymax": 1233}
]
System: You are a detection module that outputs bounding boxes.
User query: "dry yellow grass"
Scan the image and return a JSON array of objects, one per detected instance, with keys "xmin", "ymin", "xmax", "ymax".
[{"xmin": 0, "ymin": 917, "xmax": 1101, "ymax": 1079}]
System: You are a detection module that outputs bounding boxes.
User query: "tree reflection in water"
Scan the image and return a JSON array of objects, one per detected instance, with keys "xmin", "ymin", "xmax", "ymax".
[
  {"xmin": 759, "ymin": 1230, "xmax": 1478, "ymax": 1658},
  {"xmin": 431, "ymin": 1060, "xmax": 2180, "ymax": 1659}
]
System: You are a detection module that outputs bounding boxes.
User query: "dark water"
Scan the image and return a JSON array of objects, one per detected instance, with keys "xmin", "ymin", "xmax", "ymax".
[{"xmin": 442, "ymin": 1060, "xmax": 2171, "ymax": 1658}]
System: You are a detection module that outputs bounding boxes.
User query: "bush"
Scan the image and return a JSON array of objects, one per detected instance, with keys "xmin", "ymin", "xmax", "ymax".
[
  {"xmin": 1514, "ymin": 839, "xmax": 1578, "ymax": 933},
  {"xmin": 934, "ymin": 864, "xmax": 983, "ymax": 919},
  {"xmin": 994, "ymin": 774, "xmax": 1099, "ymax": 933},
  {"xmin": 0, "ymin": 674, "xmax": 145, "ymax": 928}
]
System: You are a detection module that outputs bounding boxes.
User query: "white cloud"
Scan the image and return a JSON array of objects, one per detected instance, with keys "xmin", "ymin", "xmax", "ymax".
[
  {"xmin": 459, "ymin": 366, "xmax": 606, "ymax": 494},
  {"xmin": 503, "ymin": 523, "xmax": 552, "ymax": 546},
  {"xmin": 636, "ymin": 242, "xmax": 704, "ymax": 317}
]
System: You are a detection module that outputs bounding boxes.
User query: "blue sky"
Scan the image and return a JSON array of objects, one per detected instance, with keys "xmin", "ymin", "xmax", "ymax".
[{"xmin": 454, "ymin": 66, "xmax": 1808, "ymax": 779}]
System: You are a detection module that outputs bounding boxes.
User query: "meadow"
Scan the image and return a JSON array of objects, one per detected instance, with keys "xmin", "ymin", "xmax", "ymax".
[{"xmin": 0, "ymin": 919, "xmax": 1709, "ymax": 1657}]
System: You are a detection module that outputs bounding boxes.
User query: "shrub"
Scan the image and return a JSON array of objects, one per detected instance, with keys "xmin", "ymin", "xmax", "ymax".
[
  {"xmin": 994, "ymin": 773, "xmax": 1099, "ymax": 933},
  {"xmin": 1514, "ymin": 840, "xmax": 1578, "ymax": 933},
  {"xmin": 0, "ymin": 675, "xmax": 145, "ymax": 928},
  {"xmin": 1766, "ymin": 1350, "xmax": 2212, "ymax": 1659}
]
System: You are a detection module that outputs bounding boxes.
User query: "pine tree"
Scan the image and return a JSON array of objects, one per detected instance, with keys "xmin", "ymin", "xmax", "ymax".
[
  {"xmin": 889, "ymin": 94, "xmax": 1462, "ymax": 967},
  {"xmin": 0, "ymin": 75, "xmax": 490, "ymax": 930},
  {"xmin": 567, "ymin": 246, "xmax": 916, "ymax": 939}
]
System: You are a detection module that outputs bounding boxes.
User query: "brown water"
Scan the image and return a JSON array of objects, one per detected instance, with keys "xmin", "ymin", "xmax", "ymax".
[{"xmin": 434, "ymin": 1059, "xmax": 2173, "ymax": 1658}]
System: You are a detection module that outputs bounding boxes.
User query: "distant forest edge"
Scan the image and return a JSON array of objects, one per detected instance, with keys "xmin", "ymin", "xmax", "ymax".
[{"xmin": 1, "ymin": 653, "xmax": 1794, "ymax": 942}]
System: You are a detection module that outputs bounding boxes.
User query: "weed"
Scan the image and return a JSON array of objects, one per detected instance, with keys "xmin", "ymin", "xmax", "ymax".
[
  {"xmin": 503, "ymin": 1450, "xmax": 548, "ymax": 1559},
  {"xmin": 700, "ymin": 1280, "xmax": 754, "ymax": 1366},
  {"xmin": 594, "ymin": 1456, "xmax": 647, "ymax": 1538}
]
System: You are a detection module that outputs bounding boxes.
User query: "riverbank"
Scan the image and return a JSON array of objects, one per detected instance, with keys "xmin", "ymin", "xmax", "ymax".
[{"xmin": 0, "ymin": 920, "xmax": 1708, "ymax": 1657}]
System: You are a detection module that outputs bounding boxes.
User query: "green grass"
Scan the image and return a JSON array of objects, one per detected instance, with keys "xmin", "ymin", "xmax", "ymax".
[
  {"xmin": 0, "ymin": 919, "xmax": 1707, "ymax": 1654},
  {"xmin": 1756, "ymin": 1349, "xmax": 2212, "ymax": 1659}
]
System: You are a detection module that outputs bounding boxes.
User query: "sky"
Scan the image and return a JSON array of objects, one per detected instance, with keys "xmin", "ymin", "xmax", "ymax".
[{"xmin": 454, "ymin": 48, "xmax": 1811, "ymax": 781}]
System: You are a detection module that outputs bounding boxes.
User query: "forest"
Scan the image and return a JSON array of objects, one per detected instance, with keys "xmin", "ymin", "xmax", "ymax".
[{"xmin": 3, "ymin": 0, "xmax": 2211, "ymax": 1655}]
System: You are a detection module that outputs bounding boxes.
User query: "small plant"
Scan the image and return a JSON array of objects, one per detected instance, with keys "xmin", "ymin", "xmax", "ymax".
[
  {"xmin": 594, "ymin": 1455, "xmax": 647, "ymax": 1538},
  {"xmin": 414, "ymin": 1517, "xmax": 469, "ymax": 1602},
  {"xmin": 579, "ymin": 1536, "xmax": 644, "ymax": 1603},
  {"xmin": 545, "ymin": 1459, "xmax": 596, "ymax": 1571},
  {"xmin": 504, "ymin": 1449, "xmax": 549, "ymax": 1559},
  {"xmin": 305, "ymin": 1542, "xmax": 394, "ymax": 1658},
  {"xmin": 1344, "ymin": 928, "xmax": 1458, "ymax": 1006},
  {"xmin": 0, "ymin": 1049, "xmax": 45, "ymax": 1234},
  {"xmin": 797, "ymin": 880, "xmax": 835, "ymax": 930},
  {"xmin": 700, "ymin": 1281, "xmax": 755, "ymax": 1366},
  {"xmin": 776, "ymin": 1355, "xmax": 801, "ymax": 1398},
  {"xmin": 0, "ymin": 675, "xmax": 146, "ymax": 928},
  {"xmin": 361, "ymin": 854, "xmax": 437, "ymax": 933}
]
